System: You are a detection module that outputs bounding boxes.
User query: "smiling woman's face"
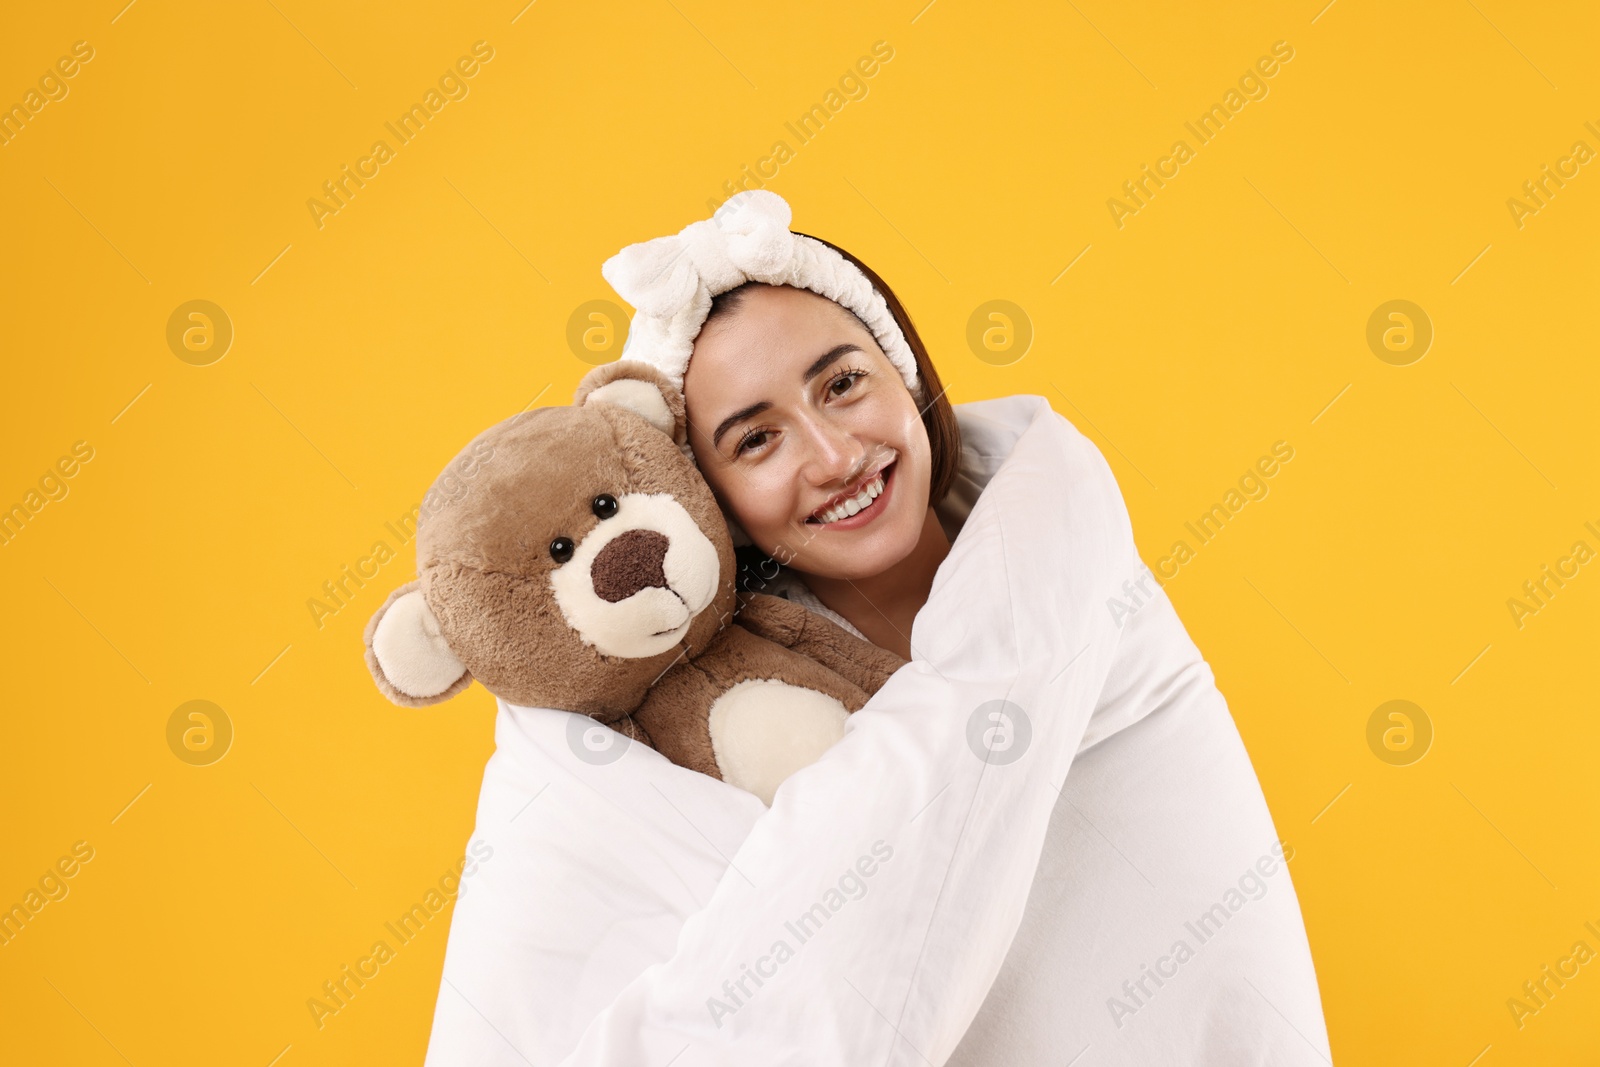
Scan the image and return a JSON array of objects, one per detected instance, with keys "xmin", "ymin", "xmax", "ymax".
[{"xmin": 682, "ymin": 283, "xmax": 931, "ymax": 581}]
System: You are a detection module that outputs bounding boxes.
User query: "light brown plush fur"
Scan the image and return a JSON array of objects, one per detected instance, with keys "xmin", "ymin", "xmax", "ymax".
[{"xmin": 364, "ymin": 360, "xmax": 907, "ymax": 785}]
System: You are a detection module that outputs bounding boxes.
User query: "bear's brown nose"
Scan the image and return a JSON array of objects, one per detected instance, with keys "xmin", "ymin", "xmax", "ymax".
[{"xmin": 591, "ymin": 528, "xmax": 671, "ymax": 602}]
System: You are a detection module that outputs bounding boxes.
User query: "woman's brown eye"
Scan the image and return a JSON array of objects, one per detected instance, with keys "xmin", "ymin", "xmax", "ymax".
[{"xmin": 830, "ymin": 370, "xmax": 865, "ymax": 396}]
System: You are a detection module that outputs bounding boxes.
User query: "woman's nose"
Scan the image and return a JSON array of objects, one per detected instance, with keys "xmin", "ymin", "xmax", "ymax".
[{"xmin": 799, "ymin": 417, "xmax": 865, "ymax": 485}]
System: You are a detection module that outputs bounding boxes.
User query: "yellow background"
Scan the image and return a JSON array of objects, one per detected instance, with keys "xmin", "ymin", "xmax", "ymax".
[{"xmin": 2, "ymin": 0, "xmax": 1596, "ymax": 1063}]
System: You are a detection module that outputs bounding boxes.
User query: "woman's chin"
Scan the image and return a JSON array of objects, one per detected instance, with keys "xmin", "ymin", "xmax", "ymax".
[{"xmin": 790, "ymin": 514, "xmax": 918, "ymax": 580}]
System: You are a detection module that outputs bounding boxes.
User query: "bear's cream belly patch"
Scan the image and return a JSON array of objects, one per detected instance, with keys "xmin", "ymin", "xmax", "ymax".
[{"xmin": 707, "ymin": 678, "xmax": 850, "ymax": 806}]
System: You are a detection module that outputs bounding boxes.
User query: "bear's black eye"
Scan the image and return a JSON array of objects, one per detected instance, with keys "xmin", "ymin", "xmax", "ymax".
[
  {"xmin": 550, "ymin": 537, "xmax": 575, "ymax": 564},
  {"xmin": 592, "ymin": 494, "xmax": 618, "ymax": 519}
]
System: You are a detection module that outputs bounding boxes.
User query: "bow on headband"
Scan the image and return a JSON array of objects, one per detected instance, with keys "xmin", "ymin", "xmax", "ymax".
[
  {"xmin": 601, "ymin": 191, "xmax": 798, "ymax": 318},
  {"xmin": 596, "ymin": 189, "xmax": 924, "ymax": 413}
]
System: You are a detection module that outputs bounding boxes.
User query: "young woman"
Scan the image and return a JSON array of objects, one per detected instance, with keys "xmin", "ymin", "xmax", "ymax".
[
  {"xmin": 682, "ymin": 248, "xmax": 957, "ymax": 662},
  {"xmin": 620, "ymin": 195, "xmax": 1331, "ymax": 1061},
  {"xmin": 422, "ymin": 191, "xmax": 1333, "ymax": 1065}
]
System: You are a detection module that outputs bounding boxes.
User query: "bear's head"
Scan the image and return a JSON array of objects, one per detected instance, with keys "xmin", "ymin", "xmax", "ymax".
[{"xmin": 363, "ymin": 360, "xmax": 738, "ymax": 720}]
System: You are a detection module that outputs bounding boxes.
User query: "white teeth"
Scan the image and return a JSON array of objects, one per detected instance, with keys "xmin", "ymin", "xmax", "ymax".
[{"xmin": 812, "ymin": 471, "xmax": 886, "ymax": 525}]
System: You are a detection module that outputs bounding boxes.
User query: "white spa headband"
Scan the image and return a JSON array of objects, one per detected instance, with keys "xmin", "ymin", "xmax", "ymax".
[{"xmin": 600, "ymin": 190, "xmax": 926, "ymax": 413}]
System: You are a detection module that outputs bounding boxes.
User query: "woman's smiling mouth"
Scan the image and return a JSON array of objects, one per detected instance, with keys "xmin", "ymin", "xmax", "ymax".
[{"xmin": 804, "ymin": 459, "xmax": 896, "ymax": 529}]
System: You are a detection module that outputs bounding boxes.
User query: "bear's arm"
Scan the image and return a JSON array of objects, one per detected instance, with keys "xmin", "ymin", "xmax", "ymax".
[{"xmin": 734, "ymin": 591, "xmax": 907, "ymax": 697}]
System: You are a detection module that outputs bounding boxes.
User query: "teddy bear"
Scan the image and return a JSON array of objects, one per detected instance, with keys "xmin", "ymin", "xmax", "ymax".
[{"xmin": 362, "ymin": 359, "xmax": 908, "ymax": 805}]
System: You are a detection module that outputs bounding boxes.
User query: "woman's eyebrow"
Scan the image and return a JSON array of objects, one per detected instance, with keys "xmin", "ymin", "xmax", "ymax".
[
  {"xmin": 710, "ymin": 343, "xmax": 865, "ymax": 449},
  {"xmin": 802, "ymin": 343, "xmax": 864, "ymax": 384},
  {"xmin": 712, "ymin": 401, "xmax": 771, "ymax": 449}
]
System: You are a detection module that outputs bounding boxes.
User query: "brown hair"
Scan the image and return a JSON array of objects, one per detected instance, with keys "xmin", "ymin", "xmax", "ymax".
[{"xmin": 704, "ymin": 232, "xmax": 962, "ymax": 510}]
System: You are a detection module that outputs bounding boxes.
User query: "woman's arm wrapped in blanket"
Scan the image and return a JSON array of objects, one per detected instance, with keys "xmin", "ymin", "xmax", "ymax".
[{"xmin": 539, "ymin": 400, "xmax": 1142, "ymax": 1065}]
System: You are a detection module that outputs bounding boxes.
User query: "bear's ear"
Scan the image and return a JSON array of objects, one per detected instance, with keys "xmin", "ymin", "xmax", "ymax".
[
  {"xmin": 573, "ymin": 360, "xmax": 687, "ymax": 448},
  {"xmin": 363, "ymin": 581, "xmax": 473, "ymax": 707}
]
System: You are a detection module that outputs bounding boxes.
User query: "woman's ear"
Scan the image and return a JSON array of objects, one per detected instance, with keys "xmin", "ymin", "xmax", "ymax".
[
  {"xmin": 363, "ymin": 581, "xmax": 474, "ymax": 707},
  {"xmin": 573, "ymin": 360, "xmax": 687, "ymax": 448}
]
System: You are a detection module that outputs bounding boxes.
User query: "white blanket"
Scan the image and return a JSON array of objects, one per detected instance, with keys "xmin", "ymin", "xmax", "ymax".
[{"xmin": 422, "ymin": 395, "xmax": 1332, "ymax": 1065}]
